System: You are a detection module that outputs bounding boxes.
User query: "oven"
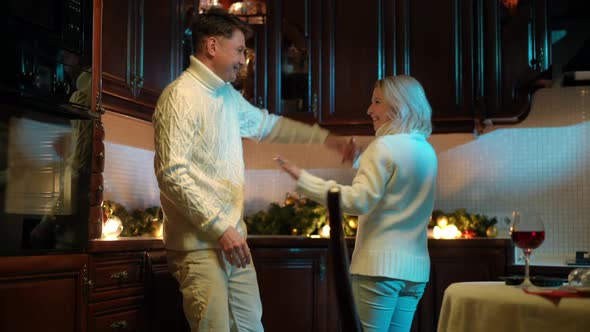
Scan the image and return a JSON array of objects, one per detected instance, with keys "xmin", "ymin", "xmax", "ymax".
[{"xmin": 0, "ymin": 0, "xmax": 95, "ymax": 255}]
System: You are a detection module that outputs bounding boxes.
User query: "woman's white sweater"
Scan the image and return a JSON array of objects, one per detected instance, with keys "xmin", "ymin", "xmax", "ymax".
[{"xmin": 296, "ymin": 131, "xmax": 437, "ymax": 282}]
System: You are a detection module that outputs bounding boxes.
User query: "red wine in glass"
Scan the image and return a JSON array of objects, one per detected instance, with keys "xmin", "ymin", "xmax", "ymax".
[
  {"xmin": 511, "ymin": 231, "xmax": 545, "ymax": 250},
  {"xmin": 510, "ymin": 211, "xmax": 545, "ymax": 288}
]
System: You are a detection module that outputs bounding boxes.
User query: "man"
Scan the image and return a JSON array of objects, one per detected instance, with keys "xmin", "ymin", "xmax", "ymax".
[{"xmin": 153, "ymin": 8, "xmax": 356, "ymax": 332}]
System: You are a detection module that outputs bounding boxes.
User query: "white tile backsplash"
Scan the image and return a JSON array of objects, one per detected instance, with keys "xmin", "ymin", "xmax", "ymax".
[{"xmin": 102, "ymin": 87, "xmax": 589, "ymax": 265}]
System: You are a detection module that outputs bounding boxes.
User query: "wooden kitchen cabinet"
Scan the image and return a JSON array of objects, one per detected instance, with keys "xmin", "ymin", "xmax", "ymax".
[
  {"xmin": 87, "ymin": 251, "xmax": 147, "ymax": 331},
  {"xmin": 142, "ymin": 237, "xmax": 510, "ymax": 332},
  {"xmin": 0, "ymin": 237, "xmax": 508, "ymax": 332},
  {"xmin": 252, "ymin": 247, "xmax": 329, "ymax": 332},
  {"xmin": 318, "ymin": 0, "xmax": 389, "ymax": 134},
  {"xmin": 0, "ymin": 254, "xmax": 88, "ymax": 332},
  {"xmin": 263, "ymin": 0, "xmax": 379, "ymax": 134},
  {"xmin": 394, "ymin": 0, "xmax": 478, "ymax": 133},
  {"xmin": 481, "ymin": 0, "xmax": 549, "ymax": 123},
  {"xmin": 412, "ymin": 239, "xmax": 511, "ymax": 332},
  {"xmin": 263, "ymin": 0, "xmax": 319, "ymax": 124},
  {"xmin": 101, "ymin": 0, "xmax": 183, "ymax": 120},
  {"xmin": 145, "ymin": 250, "xmax": 189, "ymax": 332},
  {"xmin": 143, "ymin": 242, "xmax": 330, "ymax": 332},
  {"xmin": 264, "ymin": 0, "xmax": 478, "ymax": 134}
]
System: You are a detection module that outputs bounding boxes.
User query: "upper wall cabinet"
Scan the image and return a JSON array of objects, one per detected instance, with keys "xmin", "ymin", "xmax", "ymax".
[
  {"xmin": 385, "ymin": 0, "xmax": 548, "ymax": 133},
  {"xmin": 260, "ymin": 0, "xmax": 549, "ymax": 134},
  {"xmin": 261, "ymin": 0, "xmax": 385, "ymax": 134},
  {"xmin": 481, "ymin": 0, "xmax": 549, "ymax": 124},
  {"xmin": 263, "ymin": 0, "xmax": 320, "ymax": 124},
  {"xmin": 101, "ymin": 0, "xmax": 183, "ymax": 121},
  {"xmin": 394, "ymin": 0, "xmax": 478, "ymax": 133},
  {"xmin": 319, "ymin": 0, "xmax": 387, "ymax": 134}
]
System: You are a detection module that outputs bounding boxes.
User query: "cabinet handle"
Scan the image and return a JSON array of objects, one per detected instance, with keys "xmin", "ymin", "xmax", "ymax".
[
  {"xmin": 110, "ymin": 320, "xmax": 128, "ymax": 329},
  {"xmin": 319, "ymin": 255, "xmax": 326, "ymax": 281},
  {"xmin": 82, "ymin": 264, "xmax": 94, "ymax": 297},
  {"xmin": 110, "ymin": 270, "xmax": 129, "ymax": 281},
  {"xmin": 537, "ymin": 48, "xmax": 544, "ymax": 71},
  {"xmin": 530, "ymin": 48, "xmax": 545, "ymax": 71},
  {"xmin": 257, "ymin": 96, "xmax": 264, "ymax": 108},
  {"xmin": 136, "ymin": 76, "xmax": 144, "ymax": 89},
  {"xmin": 312, "ymin": 93, "xmax": 318, "ymax": 118}
]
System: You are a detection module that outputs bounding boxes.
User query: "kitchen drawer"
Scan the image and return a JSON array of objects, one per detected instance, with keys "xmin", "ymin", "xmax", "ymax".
[
  {"xmin": 89, "ymin": 252, "xmax": 145, "ymax": 302},
  {"xmin": 88, "ymin": 295, "xmax": 144, "ymax": 332}
]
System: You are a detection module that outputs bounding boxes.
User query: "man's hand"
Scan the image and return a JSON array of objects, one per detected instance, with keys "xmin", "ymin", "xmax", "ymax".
[
  {"xmin": 218, "ymin": 227, "xmax": 251, "ymax": 268},
  {"xmin": 324, "ymin": 134, "xmax": 360, "ymax": 163},
  {"xmin": 274, "ymin": 155, "xmax": 301, "ymax": 180}
]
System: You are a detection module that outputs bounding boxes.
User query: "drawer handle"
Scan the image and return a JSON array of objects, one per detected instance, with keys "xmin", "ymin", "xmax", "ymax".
[
  {"xmin": 110, "ymin": 320, "xmax": 128, "ymax": 329},
  {"xmin": 110, "ymin": 270, "xmax": 129, "ymax": 281}
]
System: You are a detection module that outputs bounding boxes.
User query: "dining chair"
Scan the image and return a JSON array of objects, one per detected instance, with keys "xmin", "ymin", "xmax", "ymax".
[{"xmin": 327, "ymin": 186, "xmax": 363, "ymax": 332}]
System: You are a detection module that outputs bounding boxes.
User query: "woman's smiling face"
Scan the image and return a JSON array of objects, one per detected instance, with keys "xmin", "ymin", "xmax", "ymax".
[{"xmin": 367, "ymin": 86, "xmax": 396, "ymax": 132}]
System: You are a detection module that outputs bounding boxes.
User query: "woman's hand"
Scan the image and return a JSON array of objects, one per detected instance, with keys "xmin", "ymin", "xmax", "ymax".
[{"xmin": 274, "ymin": 155, "xmax": 301, "ymax": 180}]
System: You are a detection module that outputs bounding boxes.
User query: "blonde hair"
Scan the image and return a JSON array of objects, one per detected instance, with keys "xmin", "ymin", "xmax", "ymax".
[{"xmin": 375, "ymin": 75, "xmax": 432, "ymax": 136}]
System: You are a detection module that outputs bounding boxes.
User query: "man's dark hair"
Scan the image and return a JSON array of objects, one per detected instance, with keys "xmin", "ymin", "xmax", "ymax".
[{"xmin": 191, "ymin": 8, "xmax": 252, "ymax": 54}]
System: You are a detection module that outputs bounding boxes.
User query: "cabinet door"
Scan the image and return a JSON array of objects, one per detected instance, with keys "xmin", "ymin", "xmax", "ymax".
[
  {"xmin": 396, "ymin": 0, "xmax": 477, "ymax": 133},
  {"xmin": 102, "ymin": 0, "xmax": 182, "ymax": 120},
  {"xmin": 145, "ymin": 250, "xmax": 189, "ymax": 332},
  {"xmin": 319, "ymin": 0, "xmax": 381, "ymax": 134},
  {"xmin": 0, "ymin": 254, "xmax": 88, "ymax": 332},
  {"xmin": 266, "ymin": 0, "xmax": 320, "ymax": 123},
  {"xmin": 252, "ymin": 248, "xmax": 328, "ymax": 332},
  {"xmin": 141, "ymin": 0, "xmax": 183, "ymax": 105},
  {"xmin": 482, "ymin": 0, "xmax": 549, "ymax": 122},
  {"xmin": 101, "ymin": 0, "xmax": 138, "ymax": 106},
  {"xmin": 88, "ymin": 252, "xmax": 146, "ymax": 303},
  {"xmin": 88, "ymin": 296, "xmax": 144, "ymax": 332},
  {"xmin": 235, "ymin": 23, "xmax": 268, "ymax": 109},
  {"xmin": 418, "ymin": 240, "xmax": 509, "ymax": 332}
]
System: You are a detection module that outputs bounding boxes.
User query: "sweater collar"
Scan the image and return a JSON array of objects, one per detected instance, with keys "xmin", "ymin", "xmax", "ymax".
[
  {"xmin": 186, "ymin": 55, "xmax": 227, "ymax": 91},
  {"xmin": 375, "ymin": 120, "xmax": 426, "ymax": 139},
  {"xmin": 375, "ymin": 120, "xmax": 400, "ymax": 137}
]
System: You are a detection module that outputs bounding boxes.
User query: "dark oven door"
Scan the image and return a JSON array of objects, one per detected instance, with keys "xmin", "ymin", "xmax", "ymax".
[{"xmin": 0, "ymin": 100, "xmax": 95, "ymax": 255}]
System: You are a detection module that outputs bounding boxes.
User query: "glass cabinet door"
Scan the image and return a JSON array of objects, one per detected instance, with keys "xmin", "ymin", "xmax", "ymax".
[
  {"xmin": 279, "ymin": 0, "xmax": 311, "ymax": 114},
  {"xmin": 267, "ymin": 0, "xmax": 319, "ymax": 120}
]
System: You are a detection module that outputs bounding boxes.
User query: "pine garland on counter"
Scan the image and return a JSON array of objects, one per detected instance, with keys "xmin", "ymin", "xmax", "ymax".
[
  {"xmin": 102, "ymin": 198, "xmax": 503, "ymax": 239},
  {"xmin": 244, "ymin": 193, "xmax": 358, "ymax": 237},
  {"xmin": 102, "ymin": 200, "xmax": 163, "ymax": 237},
  {"xmin": 430, "ymin": 208, "xmax": 503, "ymax": 238}
]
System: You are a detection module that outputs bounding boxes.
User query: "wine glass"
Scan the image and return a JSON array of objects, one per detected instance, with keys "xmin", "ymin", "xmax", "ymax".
[{"xmin": 510, "ymin": 210, "xmax": 545, "ymax": 288}]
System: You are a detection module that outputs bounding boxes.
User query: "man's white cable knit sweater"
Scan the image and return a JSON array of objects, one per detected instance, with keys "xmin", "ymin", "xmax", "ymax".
[
  {"xmin": 296, "ymin": 129, "xmax": 437, "ymax": 282},
  {"xmin": 153, "ymin": 56, "xmax": 329, "ymax": 251}
]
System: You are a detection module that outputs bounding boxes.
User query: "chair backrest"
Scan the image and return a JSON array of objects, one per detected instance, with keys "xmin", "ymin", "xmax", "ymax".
[{"xmin": 327, "ymin": 187, "xmax": 363, "ymax": 332}]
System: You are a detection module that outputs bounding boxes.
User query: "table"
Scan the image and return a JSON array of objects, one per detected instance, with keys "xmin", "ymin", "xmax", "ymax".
[{"xmin": 437, "ymin": 282, "xmax": 590, "ymax": 332}]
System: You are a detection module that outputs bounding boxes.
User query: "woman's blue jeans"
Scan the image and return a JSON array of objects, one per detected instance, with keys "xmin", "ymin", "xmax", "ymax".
[{"xmin": 352, "ymin": 274, "xmax": 427, "ymax": 332}]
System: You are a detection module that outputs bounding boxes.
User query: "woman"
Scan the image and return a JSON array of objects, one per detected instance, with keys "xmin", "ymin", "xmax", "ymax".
[{"xmin": 275, "ymin": 75, "xmax": 438, "ymax": 332}]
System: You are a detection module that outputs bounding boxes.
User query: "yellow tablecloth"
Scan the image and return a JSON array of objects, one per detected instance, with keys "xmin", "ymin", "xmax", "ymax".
[{"xmin": 437, "ymin": 282, "xmax": 590, "ymax": 332}]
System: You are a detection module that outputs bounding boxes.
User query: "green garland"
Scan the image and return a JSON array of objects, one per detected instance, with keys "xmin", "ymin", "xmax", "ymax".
[
  {"xmin": 430, "ymin": 208, "xmax": 503, "ymax": 238},
  {"xmin": 102, "ymin": 200, "xmax": 163, "ymax": 237},
  {"xmin": 244, "ymin": 194, "xmax": 358, "ymax": 237},
  {"xmin": 103, "ymin": 199, "xmax": 502, "ymax": 239}
]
